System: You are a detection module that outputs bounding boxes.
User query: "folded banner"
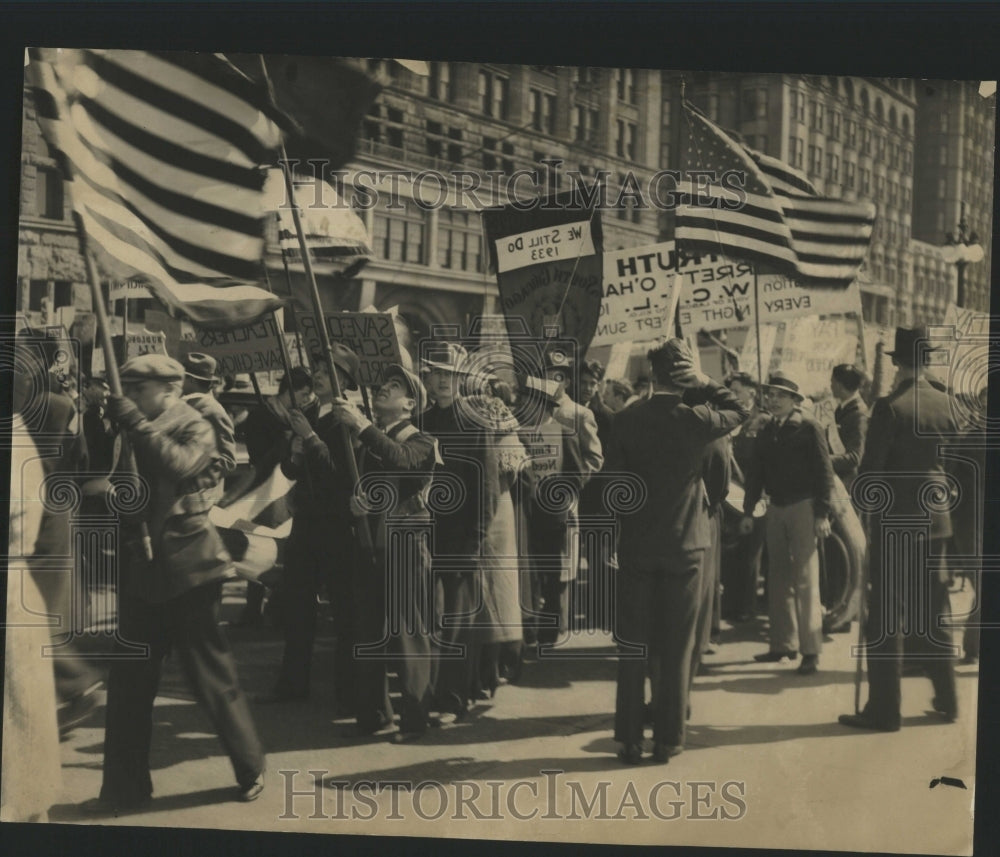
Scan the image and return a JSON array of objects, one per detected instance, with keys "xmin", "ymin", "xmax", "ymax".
[{"xmin": 482, "ymin": 192, "xmax": 604, "ymax": 355}]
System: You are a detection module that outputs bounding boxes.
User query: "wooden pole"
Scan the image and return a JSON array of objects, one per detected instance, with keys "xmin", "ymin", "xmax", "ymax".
[
  {"xmin": 753, "ymin": 267, "xmax": 765, "ymax": 409},
  {"xmin": 259, "ymin": 56, "xmax": 374, "ymax": 558},
  {"xmin": 75, "ymin": 214, "xmax": 153, "ymax": 561}
]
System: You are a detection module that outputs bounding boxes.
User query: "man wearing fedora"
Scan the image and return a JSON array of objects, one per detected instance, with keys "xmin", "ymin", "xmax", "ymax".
[
  {"xmin": 88, "ymin": 355, "xmax": 265, "ymax": 813},
  {"xmin": 741, "ymin": 371, "xmax": 836, "ymax": 676},
  {"xmin": 544, "ymin": 350, "xmax": 604, "ymax": 476},
  {"xmin": 840, "ymin": 327, "xmax": 960, "ymax": 732},
  {"xmin": 608, "ymin": 339, "xmax": 748, "ymax": 765},
  {"xmin": 257, "ymin": 344, "xmax": 362, "ymax": 706},
  {"xmin": 182, "ymin": 352, "xmax": 237, "ymax": 500},
  {"xmin": 329, "ymin": 363, "xmax": 439, "ymax": 742}
]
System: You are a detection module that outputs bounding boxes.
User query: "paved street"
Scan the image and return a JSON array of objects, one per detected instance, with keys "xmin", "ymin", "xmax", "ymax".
[{"xmin": 49, "ymin": 581, "xmax": 978, "ymax": 854}]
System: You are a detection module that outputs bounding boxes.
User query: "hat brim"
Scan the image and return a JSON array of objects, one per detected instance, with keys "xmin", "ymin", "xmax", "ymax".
[
  {"xmin": 420, "ymin": 360, "xmax": 471, "ymax": 374},
  {"xmin": 761, "ymin": 382, "xmax": 804, "ymax": 400},
  {"xmin": 185, "ymin": 370, "xmax": 217, "ymax": 383}
]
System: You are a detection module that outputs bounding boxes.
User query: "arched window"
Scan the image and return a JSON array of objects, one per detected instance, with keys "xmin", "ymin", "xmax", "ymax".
[
  {"xmin": 860, "ymin": 88, "xmax": 869, "ymax": 115},
  {"xmin": 888, "ymin": 106, "xmax": 897, "ymax": 129},
  {"xmin": 874, "ymin": 98, "xmax": 884, "ymax": 122}
]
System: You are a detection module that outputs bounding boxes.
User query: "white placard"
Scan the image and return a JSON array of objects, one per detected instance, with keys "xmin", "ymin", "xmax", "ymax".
[{"xmin": 494, "ymin": 221, "xmax": 596, "ymax": 273}]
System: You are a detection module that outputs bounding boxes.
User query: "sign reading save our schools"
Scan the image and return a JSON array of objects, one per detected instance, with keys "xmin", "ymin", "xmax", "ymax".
[
  {"xmin": 592, "ymin": 241, "xmax": 683, "ymax": 346},
  {"xmin": 675, "ymin": 255, "xmax": 863, "ymax": 334},
  {"xmin": 294, "ymin": 311, "xmax": 403, "ymax": 387},
  {"xmin": 482, "ymin": 193, "xmax": 604, "ymax": 356}
]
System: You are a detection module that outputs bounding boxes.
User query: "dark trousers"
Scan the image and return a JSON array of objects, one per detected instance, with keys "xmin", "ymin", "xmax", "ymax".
[
  {"xmin": 101, "ymin": 582, "xmax": 264, "ymax": 802},
  {"xmin": 354, "ymin": 523, "xmax": 434, "ymax": 733},
  {"xmin": 615, "ymin": 553, "xmax": 702, "ymax": 749},
  {"xmin": 863, "ymin": 536, "xmax": 958, "ymax": 727},
  {"xmin": 275, "ymin": 521, "xmax": 349, "ymax": 698},
  {"xmin": 691, "ymin": 513, "xmax": 722, "ymax": 687},
  {"xmin": 722, "ymin": 515, "xmax": 765, "ymax": 619},
  {"xmin": 433, "ymin": 569, "xmax": 477, "ymax": 713}
]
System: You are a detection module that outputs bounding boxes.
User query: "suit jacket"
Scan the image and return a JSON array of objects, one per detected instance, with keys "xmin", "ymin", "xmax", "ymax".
[
  {"xmin": 831, "ymin": 395, "xmax": 869, "ymax": 487},
  {"xmin": 553, "ymin": 394, "xmax": 604, "ymax": 475},
  {"xmin": 744, "ymin": 410, "xmax": 836, "ymax": 519},
  {"xmin": 82, "ymin": 404, "xmax": 118, "ymax": 474},
  {"xmin": 606, "ymin": 384, "xmax": 748, "ymax": 570},
  {"xmin": 358, "ymin": 420, "xmax": 437, "ymax": 525},
  {"xmin": 858, "ymin": 376, "xmax": 958, "ymax": 539},
  {"xmin": 118, "ymin": 398, "xmax": 233, "ymax": 602}
]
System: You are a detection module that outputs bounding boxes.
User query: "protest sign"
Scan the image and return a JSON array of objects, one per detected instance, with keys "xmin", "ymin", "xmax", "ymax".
[
  {"xmin": 482, "ymin": 193, "xmax": 604, "ymax": 354},
  {"xmin": 294, "ymin": 310, "xmax": 402, "ymax": 386},
  {"xmin": 676, "ymin": 255, "xmax": 864, "ymax": 334},
  {"xmin": 770, "ymin": 316, "xmax": 858, "ymax": 399},
  {"xmin": 109, "ymin": 279, "xmax": 152, "ymax": 301},
  {"xmin": 592, "ymin": 241, "xmax": 682, "ymax": 346},
  {"xmin": 177, "ymin": 314, "xmax": 288, "ymax": 376},
  {"xmin": 738, "ymin": 323, "xmax": 780, "ymax": 378},
  {"xmin": 124, "ymin": 329, "xmax": 168, "ymax": 360}
]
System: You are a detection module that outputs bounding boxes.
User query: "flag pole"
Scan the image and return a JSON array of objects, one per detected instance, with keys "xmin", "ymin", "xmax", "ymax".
[
  {"xmin": 258, "ymin": 56, "xmax": 374, "ymax": 558},
  {"xmin": 753, "ymin": 266, "xmax": 764, "ymax": 407},
  {"xmin": 272, "ymin": 212, "xmax": 307, "ymax": 366},
  {"xmin": 74, "ymin": 213, "xmax": 153, "ymax": 561}
]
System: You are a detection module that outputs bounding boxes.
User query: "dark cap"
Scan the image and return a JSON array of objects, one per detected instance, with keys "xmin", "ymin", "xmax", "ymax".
[
  {"xmin": 885, "ymin": 326, "xmax": 941, "ymax": 367},
  {"xmin": 183, "ymin": 352, "xmax": 218, "ymax": 382},
  {"xmin": 383, "ymin": 363, "xmax": 427, "ymax": 414},
  {"xmin": 761, "ymin": 370, "xmax": 804, "ymax": 401},
  {"xmin": 314, "ymin": 344, "xmax": 360, "ymax": 391},
  {"xmin": 119, "ymin": 354, "xmax": 185, "ymax": 383}
]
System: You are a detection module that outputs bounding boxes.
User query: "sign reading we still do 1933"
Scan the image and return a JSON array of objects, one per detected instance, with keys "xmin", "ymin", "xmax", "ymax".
[
  {"xmin": 592, "ymin": 241, "xmax": 683, "ymax": 346},
  {"xmin": 494, "ymin": 221, "xmax": 597, "ymax": 273}
]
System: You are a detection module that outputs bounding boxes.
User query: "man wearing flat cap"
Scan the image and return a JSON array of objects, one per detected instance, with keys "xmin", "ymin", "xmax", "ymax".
[
  {"xmin": 607, "ymin": 339, "xmax": 748, "ymax": 765},
  {"xmin": 89, "ymin": 354, "xmax": 265, "ymax": 814},
  {"xmin": 257, "ymin": 344, "xmax": 362, "ymax": 707},
  {"xmin": 840, "ymin": 326, "xmax": 960, "ymax": 732},
  {"xmin": 741, "ymin": 370, "xmax": 836, "ymax": 676},
  {"xmin": 328, "ymin": 363, "xmax": 439, "ymax": 742}
]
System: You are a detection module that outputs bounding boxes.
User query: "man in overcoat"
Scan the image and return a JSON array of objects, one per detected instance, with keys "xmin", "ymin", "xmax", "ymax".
[{"xmin": 839, "ymin": 327, "xmax": 960, "ymax": 731}]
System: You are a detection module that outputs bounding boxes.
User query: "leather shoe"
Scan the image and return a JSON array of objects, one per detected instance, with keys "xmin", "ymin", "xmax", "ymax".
[
  {"xmin": 838, "ymin": 713, "xmax": 900, "ymax": 732},
  {"xmin": 754, "ymin": 650, "xmax": 797, "ymax": 663},
  {"xmin": 391, "ymin": 728, "xmax": 427, "ymax": 744},
  {"xmin": 617, "ymin": 743, "xmax": 643, "ymax": 765},
  {"xmin": 796, "ymin": 655, "xmax": 819, "ymax": 675},
  {"xmin": 652, "ymin": 743, "xmax": 683, "ymax": 764},
  {"xmin": 931, "ymin": 698, "xmax": 958, "ymax": 722},
  {"xmin": 238, "ymin": 773, "xmax": 265, "ymax": 802}
]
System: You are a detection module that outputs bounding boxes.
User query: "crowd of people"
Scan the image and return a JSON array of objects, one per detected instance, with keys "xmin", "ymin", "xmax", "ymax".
[{"xmin": 3, "ymin": 323, "xmax": 984, "ymax": 819}]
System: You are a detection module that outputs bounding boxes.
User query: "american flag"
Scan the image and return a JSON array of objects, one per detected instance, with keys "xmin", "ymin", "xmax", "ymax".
[
  {"xmin": 26, "ymin": 48, "xmax": 290, "ymax": 328},
  {"xmin": 675, "ymin": 102, "xmax": 876, "ymax": 288}
]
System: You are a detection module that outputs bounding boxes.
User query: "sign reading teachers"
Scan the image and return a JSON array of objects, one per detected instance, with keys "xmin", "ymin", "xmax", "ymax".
[
  {"xmin": 593, "ymin": 241, "xmax": 682, "ymax": 346},
  {"xmin": 181, "ymin": 314, "xmax": 287, "ymax": 376},
  {"xmin": 482, "ymin": 193, "xmax": 604, "ymax": 355},
  {"xmin": 294, "ymin": 311, "xmax": 403, "ymax": 387}
]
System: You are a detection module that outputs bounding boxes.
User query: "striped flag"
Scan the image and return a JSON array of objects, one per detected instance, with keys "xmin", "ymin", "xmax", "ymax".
[
  {"xmin": 675, "ymin": 102, "xmax": 875, "ymax": 288},
  {"xmin": 26, "ymin": 48, "xmax": 291, "ymax": 328}
]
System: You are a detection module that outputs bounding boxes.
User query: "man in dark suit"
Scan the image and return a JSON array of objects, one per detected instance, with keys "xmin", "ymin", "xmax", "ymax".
[
  {"xmin": 607, "ymin": 339, "xmax": 748, "ymax": 764},
  {"xmin": 741, "ymin": 372, "xmax": 836, "ymax": 676},
  {"xmin": 87, "ymin": 355, "xmax": 265, "ymax": 814},
  {"xmin": 829, "ymin": 363, "xmax": 869, "ymax": 492},
  {"xmin": 840, "ymin": 327, "xmax": 961, "ymax": 731}
]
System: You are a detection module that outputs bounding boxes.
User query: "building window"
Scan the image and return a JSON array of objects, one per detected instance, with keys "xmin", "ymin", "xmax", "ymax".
[
  {"xmin": 875, "ymin": 135, "xmax": 886, "ymax": 160},
  {"xmin": 501, "ymin": 141, "xmax": 515, "ymax": 174},
  {"xmin": 790, "ymin": 90, "xmax": 805, "ymax": 122},
  {"xmin": 616, "ymin": 68, "xmax": 635, "ymax": 103},
  {"xmin": 788, "ymin": 136, "xmax": 804, "ymax": 169},
  {"xmin": 373, "ymin": 198, "xmax": 425, "ymax": 264},
  {"xmin": 437, "ymin": 209, "xmax": 483, "ymax": 272},
  {"xmin": 809, "ymin": 100, "xmax": 825, "ymax": 131},
  {"xmin": 446, "ymin": 128, "xmax": 463, "ymax": 163},
  {"xmin": 846, "ymin": 120, "xmax": 858, "ymax": 148},
  {"xmin": 482, "ymin": 136, "xmax": 498, "ymax": 171},
  {"xmin": 572, "ymin": 105, "xmax": 584, "ymax": 142},
  {"xmin": 588, "ymin": 109, "xmax": 600, "ymax": 146},
  {"xmin": 479, "ymin": 70, "xmax": 509, "ymax": 119},
  {"xmin": 28, "ymin": 279, "xmax": 49, "ymax": 312},
  {"xmin": 875, "ymin": 175, "xmax": 885, "ymax": 200},
  {"xmin": 826, "ymin": 153, "xmax": 840, "ymax": 183},
  {"xmin": 902, "ymin": 146, "xmax": 912, "ymax": 172},
  {"xmin": 862, "ymin": 127, "xmax": 872, "ymax": 155},
  {"xmin": 386, "ymin": 107, "xmax": 404, "ymax": 150},
  {"xmin": 845, "ymin": 160, "xmax": 856, "ymax": 189},
  {"xmin": 742, "ymin": 88, "xmax": 768, "ymax": 119},
  {"xmin": 429, "ymin": 62, "xmax": 451, "ymax": 101},
  {"xmin": 540, "ymin": 92, "xmax": 556, "ymax": 134},
  {"xmin": 808, "ymin": 144, "xmax": 823, "ymax": 176},
  {"xmin": 829, "ymin": 110, "xmax": 841, "ymax": 140},
  {"xmin": 34, "ymin": 164, "xmax": 64, "ymax": 220},
  {"xmin": 426, "ymin": 120, "xmax": 443, "ymax": 159},
  {"xmin": 363, "ymin": 104, "xmax": 382, "ymax": 143},
  {"xmin": 859, "ymin": 167, "xmax": 871, "ymax": 195}
]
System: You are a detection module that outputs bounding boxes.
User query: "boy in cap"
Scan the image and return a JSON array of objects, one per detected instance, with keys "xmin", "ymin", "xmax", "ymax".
[
  {"xmin": 607, "ymin": 339, "xmax": 748, "ymax": 764},
  {"xmin": 829, "ymin": 363, "xmax": 869, "ymax": 492},
  {"xmin": 740, "ymin": 371, "xmax": 836, "ymax": 675},
  {"xmin": 88, "ymin": 354, "xmax": 265, "ymax": 813},
  {"xmin": 328, "ymin": 364, "xmax": 439, "ymax": 742}
]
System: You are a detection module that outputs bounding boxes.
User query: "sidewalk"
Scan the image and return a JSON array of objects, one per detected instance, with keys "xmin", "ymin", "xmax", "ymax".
[{"xmin": 49, "ymin": 582, "xmax": 978, "ymax": 855}]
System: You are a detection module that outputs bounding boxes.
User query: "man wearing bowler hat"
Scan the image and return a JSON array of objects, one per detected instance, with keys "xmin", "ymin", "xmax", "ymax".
[
  {"xmin": 839, "ymin": 326, "xmax": 960, "ymax": 731},
  {"xmin": 328, "ymin": 363, "xmax": 439, "ymax": 742},
  {"xmin": 87, "ymin": 354, "xmax": 265, "ymax": 814},
  {"xmin": 182, "ymin": 352, "xmax": 237, "ymax": 498},
  {"xmin": 741, "ymin": 370, "xmax": 836, "ymax": 676}
]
